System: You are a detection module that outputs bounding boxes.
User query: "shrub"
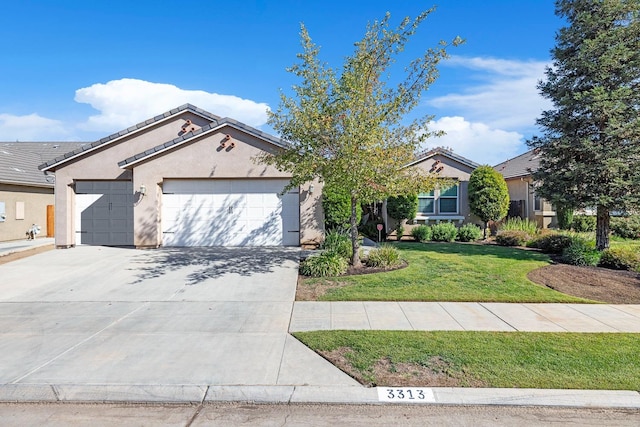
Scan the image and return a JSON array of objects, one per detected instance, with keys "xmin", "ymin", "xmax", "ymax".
[
  {"xmin": 572, "ymin": 215, "xmax": 596, "ymax": 232},
  {"xmin": 359, "ymin": 222, "xmax": 384, "ymax": 241},
  {"xmin": 561, "ymin": 238, "xmax": 601, "ymax": 266},
  {"xmin": 599, "ymin": 247, "xmax": 640, "ymax": 272},
  {"xmin": 365, "ymin": 245, "xmax": 402, "ymax": 268},
  {"xmin": 321, "ymin": 230, "xmax": 352, "ymax": 260},
  {"xmin": 430, "ymin": 222, "xmax": 458, "ymax": 242},
  {"xmin": 534, "ymin": 233, "xmax": 575, "ymax": 254},
  {"xmin": 495, "ymin": 230, "xmax": 530, "ymax": 246},
  {"xmin": 322, "ymin": 185, "xmax": 361, "ymax": 231},
  {"xmin": 457, "ymin": 224, "xmax": 482, "ymax": 242},
  {"xmin": 411, "ymin": 225, "xmax": 432, "ymax": 242},
  {"xmin": 499, "ymin": 217, "xmax": 539, "ymax": 235},
  {"xmin": 299, "ymin": 251, "xmax": 348, "ymax": 277},
  {"xmin": 396, "ymin": 225, "xmax": 405, "ymax": 241},
  {"xmin": 610, "ymin": 216, "xmax": 640, "ymax": 240}
]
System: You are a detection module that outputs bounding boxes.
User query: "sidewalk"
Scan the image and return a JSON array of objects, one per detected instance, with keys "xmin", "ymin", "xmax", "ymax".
[{"xmin": 0, "ymin": 237, "xmax": 54, "ymax": 257}]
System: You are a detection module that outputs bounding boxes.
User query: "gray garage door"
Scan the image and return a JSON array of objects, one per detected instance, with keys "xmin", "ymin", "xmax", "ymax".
[
  {"xmin": 161, "ymin": 179, "xmax": 300, "ymax": 246},
  {"xmin": 75, "ymin": 181, "xmax": 134, "ymax": 246}
]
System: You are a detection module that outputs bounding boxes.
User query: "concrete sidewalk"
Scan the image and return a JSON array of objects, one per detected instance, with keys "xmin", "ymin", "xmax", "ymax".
[
  {"xmin": 0, "ymin": 237, "xmax": 54, "ymax": 257},
  {"xmin": 290, "ymin": 301, "xmax": 640, "ymax": 333}
]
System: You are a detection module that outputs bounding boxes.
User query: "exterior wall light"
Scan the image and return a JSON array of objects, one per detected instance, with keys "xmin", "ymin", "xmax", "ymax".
[
  {"xmin": 139, "ymin": 184, "xmax": 147, "ymax": 195},
  {"xmin": 309, "ymin": 184, "xmax": 315, "ymax": 194}
]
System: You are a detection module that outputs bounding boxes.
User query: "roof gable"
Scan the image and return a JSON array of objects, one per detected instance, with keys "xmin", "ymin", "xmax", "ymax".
[
  {"xmin": 39, "ymin": 104, "xmax": 222, "ymax": 171},
  {"xmin": 405, "ymin": 147, "xmax": 480, "ymax": 170}
]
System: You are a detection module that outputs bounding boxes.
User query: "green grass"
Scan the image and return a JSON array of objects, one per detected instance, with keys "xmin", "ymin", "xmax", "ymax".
[
  {"xmin": 294, "ymin": 330, "xmax": 640, "ymax": 390},
  {"xmin": 303, "ymin": 242, "xmax": 591, "ymax": 302}
]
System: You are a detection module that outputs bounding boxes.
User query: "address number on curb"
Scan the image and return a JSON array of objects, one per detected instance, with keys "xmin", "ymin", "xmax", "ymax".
[{"xmin": 377, "ymin": 387, "xmax": 436, "ymax": 403}]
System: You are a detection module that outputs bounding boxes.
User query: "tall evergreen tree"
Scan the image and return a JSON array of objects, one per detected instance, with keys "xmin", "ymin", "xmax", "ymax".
[
  {"xmin": 529, "ymin": 0, "xmax": 640, "ymax": 250},
  {"xmin": 259, "ymin": 10, "xmax": 462, "ymax": 265}
]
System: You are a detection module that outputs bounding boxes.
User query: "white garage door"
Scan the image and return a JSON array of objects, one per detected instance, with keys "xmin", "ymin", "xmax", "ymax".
[
  {"xmin": 161, "ymin": 179, "xmax": 299, "ymax": 247},
  {"xmin": 75, "ymin": 181, "xmax": 135, "ymax": 246}
]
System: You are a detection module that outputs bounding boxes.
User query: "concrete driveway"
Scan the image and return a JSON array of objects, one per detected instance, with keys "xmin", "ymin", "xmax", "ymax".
[{"xmin": 0, "ymin": 246, "xmax": 357, "ymax": 401}]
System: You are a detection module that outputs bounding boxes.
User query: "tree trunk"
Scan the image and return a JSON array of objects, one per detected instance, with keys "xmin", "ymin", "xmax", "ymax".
[
  {"xmin": 350, "ymin": 196, "xmax": 361, "ymax": 267},
  {"xmin": 483, "ymin": 221, "xmax": 488, "ymax": 239},
  {"xmin": 595, "ymin": 204, "xmax": 610, "ymax": 251}
]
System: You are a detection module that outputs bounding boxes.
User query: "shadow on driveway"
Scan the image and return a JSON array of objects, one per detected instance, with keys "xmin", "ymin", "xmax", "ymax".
[{"xmin": 128, "ymin": 247, "xmax": 300, "ymax": 285}]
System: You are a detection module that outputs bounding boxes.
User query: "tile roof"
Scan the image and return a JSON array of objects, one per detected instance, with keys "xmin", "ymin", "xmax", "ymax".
[
  {"xmin": 118, "ymin": 117, "xmax": 287, "ymax": 168},
  {"xmin": 39, "ymin": 104, "xmax": 224, "ymax": 171},
  {"xmin": 493, "ymin": 149, "xmax": 540, "ymax": 179},
  {"xmin": 0, "ymin": 142, "xmax": 88, "ymax": 187},
  {"xmin": 407, "ymin": 147, "xmax": 480, "ymax": 169}
]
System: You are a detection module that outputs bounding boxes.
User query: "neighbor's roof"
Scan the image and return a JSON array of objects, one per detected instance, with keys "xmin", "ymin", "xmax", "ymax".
[
  {"xmin": 405, "ymin": 147, "xmax": 480, "ymax": 170},
  {"xmin": 0, "ymin": 142, "xmax": 88, "ymax": 187},
  {"xmin": 39, "ymin": 104, "xmax": 285, "ymax": 171},
  {"xmin": 494, "ymin": 149, "xmax": 540, "ymax": 179}
]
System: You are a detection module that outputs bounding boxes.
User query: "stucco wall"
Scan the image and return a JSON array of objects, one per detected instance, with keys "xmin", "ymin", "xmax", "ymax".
[{"xmin": 0, "ymin": 184, "xmax": 53, "ymax": 242}]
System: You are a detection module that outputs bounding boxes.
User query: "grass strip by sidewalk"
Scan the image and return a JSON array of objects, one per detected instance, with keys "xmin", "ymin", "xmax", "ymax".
[
  {"xmin": 303, "ymin": 243, "xmax": 591, "ymax": 302},
  {"xmin": 294, "ymin": 330, "xmax": 640, "ymax": 390}
]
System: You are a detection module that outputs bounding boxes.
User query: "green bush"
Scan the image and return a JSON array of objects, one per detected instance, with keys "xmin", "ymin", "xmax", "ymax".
[
  {"xmin": 556, "ymin": 205, "xmax": 574, "ymax": 230},
  {"xmin": 457, "ymin": 224, "xmax": 482, "ymax": 242},
  {"xmin": 410, "ymin": 225, "xmax": 432, "ymax": 242},
  {"xmin": 322, "ymin": 185, "xmax": 361, "ymax": 231},
  {"xmin": 359, "ymin": 222, "xmax": 384, "ymax": 241},
  {"xmin": 365, "ymin": 245, "xmax": 402, "ymax": 268},
  {"xmin": 321, "ymin": 230, "xmax": 352, "ymax": 260},
  {"xmin": 495, "ymin": 230, "xmax": 530, "ymax": 246},
  {"xmin": 599, "ymin": 247, "xmax": 640, "ymax": 272},
  {"xmin": 300, "ymin": 251, "xmax": 349, "ymax": 277},
  {"xmin": 430, "ymin": 222, "xmax": 458, "ymax": 242},
  {"xmin": 396, "ymin": 225, "xmax": 405, "ymax": 241},
  {"xmin": 572, "ymin": 215, "xmax": 596, "ymax": 232},
  {"xmin": 561, "ymin": 238, "xmax": 601, "ymax": 266},
  {"xmin": 500, "ymin": 217, "xmax": 539, "ymax": 235},
  {"xmin": 534, "ymin": 233, "xmax": 575, "ymax": 254},
  {"xmin": 610, "ymin": 216, "xmax": 640, "ymax": 239}
]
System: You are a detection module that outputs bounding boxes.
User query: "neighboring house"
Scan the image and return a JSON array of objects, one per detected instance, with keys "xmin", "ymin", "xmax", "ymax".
[
  {"xmin": 39, "ymin": 104, "xmax": 323, "ymax": 249},
  {"xmin": 0, "ymin": 142, "xmax": 87, "ymax": 242},
  {"xmin": 494, "ymin": 149, "xmax": 556, "ymax": 228},
  {"xmin": 383, "ymin": 147, "xmax": 481, "ymax": 236}
]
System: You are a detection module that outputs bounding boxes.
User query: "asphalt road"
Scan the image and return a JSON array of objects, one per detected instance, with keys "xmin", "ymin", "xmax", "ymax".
[{"xmin": 1, "ymin": 403, "xmax": 639, "ymax": 426}]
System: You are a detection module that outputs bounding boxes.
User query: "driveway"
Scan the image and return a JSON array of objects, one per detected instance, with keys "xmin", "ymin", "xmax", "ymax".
[{"xmin": 0, "ymin": 246, "xmax": 357, "ymax": 399}]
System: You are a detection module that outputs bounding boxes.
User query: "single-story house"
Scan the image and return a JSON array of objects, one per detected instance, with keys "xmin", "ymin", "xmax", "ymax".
[
  {"xmin": 383, "ymin": 147, "xmax": 481, "ymax": 236},
  {"xmin": 0, "ymin": 142, "xmax": 87, "ymax": 242},
  {"xmin": 39, "ymin": 104, "xmax": 323, "ymax": 249},
  {"xmin": 494, "ymin": 149, "xmax": 556, "ymax": 228}
]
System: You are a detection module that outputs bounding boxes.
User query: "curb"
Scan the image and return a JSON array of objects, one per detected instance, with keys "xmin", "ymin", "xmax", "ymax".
[{"xmin": 0, "ymin": 385, "xmax": 638, "ymax": 408}]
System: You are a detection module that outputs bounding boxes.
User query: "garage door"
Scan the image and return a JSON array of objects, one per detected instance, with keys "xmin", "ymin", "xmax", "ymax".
[
  {"xmin": 75, "ymin": 181, "xmax": 135, "ymax": 246},
  {"xmin": 161, "ymin": 179, "xmax": 299, "ymax": 246}
]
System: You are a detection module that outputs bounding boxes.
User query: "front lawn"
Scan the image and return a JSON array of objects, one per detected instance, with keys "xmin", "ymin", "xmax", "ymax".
[
  {"xmin": 299, "ymin": 243, "xmax": 592, "ymax": 303},
  {"xmin": 294, "ymin": 330, "xmax": 640, "ymax": 390}
]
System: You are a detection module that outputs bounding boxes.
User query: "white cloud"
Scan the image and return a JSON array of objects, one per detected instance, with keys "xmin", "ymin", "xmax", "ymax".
[
  {"xmin": 0, "ymin": 113, "xmax": 69, "ymax": 141},
  {"xmin": 430, "ymin": 56, "xmax": 551, "ymax": 132},
  {"xmin": 423, "ymin": 116, "xmax": 524, "ymax": 166},
  {"xmin": 74, "ymin": 78, "xmax": 270, "ymax": 133}
]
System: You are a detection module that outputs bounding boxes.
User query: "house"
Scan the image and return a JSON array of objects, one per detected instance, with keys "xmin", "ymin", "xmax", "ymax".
[
  {"xmin": 0, "ymin": 142, "xmax": 87, "ymax": 242},
  {"xmin": 494, "ymin": 149, "xmax": 556, "ymax": 228},
  {"xmin": 383, "ymin": 147, "xmax": 481, "ymax": 236},
  {"xmin": 39, "ymin": 104, "xmax": 324, "ymax": 249}
]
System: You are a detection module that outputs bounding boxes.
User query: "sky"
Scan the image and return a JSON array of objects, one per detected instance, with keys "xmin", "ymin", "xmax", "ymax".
[{"xmin": 0, "ymin": 0, "xmax": 564, "ymax": 166}]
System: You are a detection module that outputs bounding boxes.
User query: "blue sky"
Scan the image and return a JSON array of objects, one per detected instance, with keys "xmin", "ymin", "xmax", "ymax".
[{"xmin": 0, "ymin": 0, "xmax": 563, "ymax": 165}]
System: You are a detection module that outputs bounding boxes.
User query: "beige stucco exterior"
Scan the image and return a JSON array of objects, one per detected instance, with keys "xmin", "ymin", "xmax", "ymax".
[
  {"xmin": 504, "ymin": 176, "xmax": 556, "ymax": 229},
  {"xmin": 0, "ymin": 184, "xmax": 52, "ymax": 241},
  {"xmin": 384, "ymin": 151, "xmax": 481, "ymax": 238},
  {"xmin": 46, "ymin": 108, "xmax": 324, "ymax": 248}
]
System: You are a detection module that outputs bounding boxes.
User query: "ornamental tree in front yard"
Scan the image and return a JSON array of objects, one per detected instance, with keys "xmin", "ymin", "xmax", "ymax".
[
  {"xmin": 529, "ymin": 0, "xmax": 640, "ymax": 250},
  {"xmin": 468, "ymin": 165, "xmax": 510, "ymax": 238},
  {"xmin": 258, "ymin": 9, "xmax": 462, "ymax": 266}
]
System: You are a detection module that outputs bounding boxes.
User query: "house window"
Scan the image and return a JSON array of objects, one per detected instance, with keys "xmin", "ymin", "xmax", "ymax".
[
  {"xmin": 439, "ymin": 184, "xmax": 458, "ymax": 213},
  {"xmin": 418, "ymin": 190, "xmax": 435, "ymax": 214},
  {"xmin": 534, "ymin": 195, "xmax": 542, "ymax": 211},
  {"xmin": 417, "ymin": 183, "xmax": 459, "ymax": 215},
  {"xmin": 0, "ymin": 201, "xmax": 5, "ymax": 222}
]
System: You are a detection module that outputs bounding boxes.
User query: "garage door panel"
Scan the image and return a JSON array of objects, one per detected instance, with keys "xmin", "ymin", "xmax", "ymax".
[{"xmin": 162, "ymin": 179, "xmax": 299, "ymax": 247}]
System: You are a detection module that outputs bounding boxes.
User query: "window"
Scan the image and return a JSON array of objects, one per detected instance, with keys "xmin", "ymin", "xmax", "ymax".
[
  {"xmin": 534, "ymin": 195, "xmax": 542, "ymax": 211},
  {"xmin": 417, "ymin": 183, "xmax": 459, "ymax": 215},
  {"xmin": 439, "ymin": 184, "xmax": 458, "ymax": 213},
  {"xmin": 0, "ymin": 201, "xmax": 4, "ymax": 222},
  {"xmin": 417, "ymin": 190, "xmax": 435, "ymax": 214}
]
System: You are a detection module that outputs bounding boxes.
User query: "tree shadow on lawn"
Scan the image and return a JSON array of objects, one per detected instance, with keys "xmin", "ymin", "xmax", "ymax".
[
  {"xmin": 128, "ymin": 247, "xmax": 300, "ymax": 285},
  {"xmin": 395, "ymin": 242, "xmax": 550, "ymax": 262}
]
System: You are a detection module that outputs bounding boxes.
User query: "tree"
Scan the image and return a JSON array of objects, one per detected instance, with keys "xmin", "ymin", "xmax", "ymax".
[
  {"xmin": 322, "ymin": 184, "xmax": 362, "ymax": 231},
  {"xmin": 387, "ymin": 194, "xmax": 418, "ymax": 239},
  {"xmin": 529, "ymin": 0, "xmax": 640, "ymax": 250},
  {"xmin": 259, "ymin": 10, "xmax": 462, "ymax": 265},
  {"xmin": 468, "ymin": 166, "xmax": 510, "ymax": 238}
]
